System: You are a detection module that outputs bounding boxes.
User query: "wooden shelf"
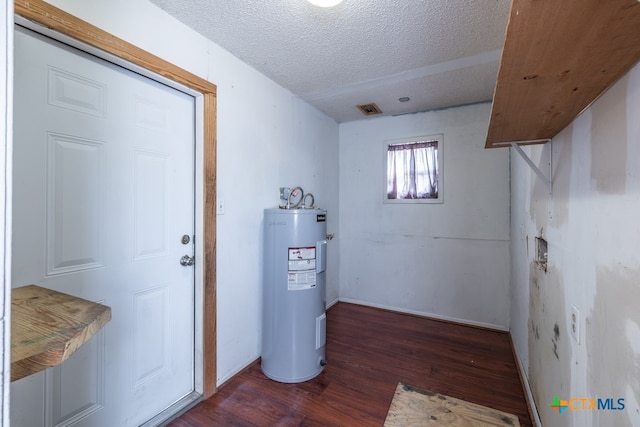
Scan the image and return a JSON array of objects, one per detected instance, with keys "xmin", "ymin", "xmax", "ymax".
[
  {"xmin": 485, "ymin": 0, "xmax": 640, "ymax": 148},
  {"xmin": 11, "ymin": 285, "xmax": 112, "ymax": 382}
]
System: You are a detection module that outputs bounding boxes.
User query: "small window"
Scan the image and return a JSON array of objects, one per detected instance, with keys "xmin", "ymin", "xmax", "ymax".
[{"xmin": 384, "ymin": 135, "xmax": 443, "ymax": 204}]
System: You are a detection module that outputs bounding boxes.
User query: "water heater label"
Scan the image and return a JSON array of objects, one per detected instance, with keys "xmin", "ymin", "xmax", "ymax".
[{"xmin": 288, "ymin": 247, "xmax": 316, "ymax": 290}]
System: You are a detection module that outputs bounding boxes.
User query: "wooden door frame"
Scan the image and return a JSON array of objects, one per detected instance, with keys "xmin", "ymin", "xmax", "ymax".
[{"xmin": 14, "ymin": 0, "xmax": 218, "ymax": 399}]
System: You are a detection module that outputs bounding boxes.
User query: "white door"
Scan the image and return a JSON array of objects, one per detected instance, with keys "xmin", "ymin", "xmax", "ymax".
[{"xmin": 11, "ymin": 26, "xmax": 196, "ymax": 427}]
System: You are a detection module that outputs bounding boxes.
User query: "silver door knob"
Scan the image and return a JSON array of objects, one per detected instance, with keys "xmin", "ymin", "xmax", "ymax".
[{"xmin": 180, "ymin": 255, "xmax": 195, "ymax": 266}]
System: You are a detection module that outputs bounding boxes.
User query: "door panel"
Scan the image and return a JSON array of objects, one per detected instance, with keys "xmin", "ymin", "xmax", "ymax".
[
  {"xmin": 47, "ymin": 133, "xmax": 104, "ymax": 275},
  {"xmin": 12, "ymin": 25, "xmax": 196, "ymax": 427},
  {"xmin": 48, "ymin": 330, "xmax": 106, "ymax": 425}
]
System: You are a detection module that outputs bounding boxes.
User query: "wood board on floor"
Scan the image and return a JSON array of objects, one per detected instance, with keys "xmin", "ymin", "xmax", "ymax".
[{"xmin": 384, "ymin": 383, "xmax": 521, "ymax": 427}]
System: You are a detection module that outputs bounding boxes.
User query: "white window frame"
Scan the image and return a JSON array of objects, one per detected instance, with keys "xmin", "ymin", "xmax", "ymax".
[{"xmin": 383, "ymin": 134, "xmax": 443, "ymax": 204}]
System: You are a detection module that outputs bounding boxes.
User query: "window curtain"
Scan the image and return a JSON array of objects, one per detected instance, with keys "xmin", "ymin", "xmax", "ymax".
[{"xmin": 387, "ymin": 141, "xmax": 438, "ymax": 199}]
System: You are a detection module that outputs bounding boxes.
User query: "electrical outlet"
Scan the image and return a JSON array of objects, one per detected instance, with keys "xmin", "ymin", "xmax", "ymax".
[
  {"xmin": 571, "ymin": 305, "xmax": 580, "ymax": 344},
  {"xmin": 216, "ymin": 198, "xmax": 225, "ymax": 215}
]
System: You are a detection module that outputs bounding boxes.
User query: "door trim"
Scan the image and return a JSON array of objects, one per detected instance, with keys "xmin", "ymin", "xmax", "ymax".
[{"xmin": 14, "ymin": 0, "xmax": 218, "ymax": 399}]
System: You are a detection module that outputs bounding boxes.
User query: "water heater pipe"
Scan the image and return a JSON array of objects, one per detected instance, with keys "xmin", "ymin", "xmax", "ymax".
[
  {"xmin": 303, "ymin": 193, "xmax": 315, "ymax": 209},
  {"xmin": 286, "ymin": 186, "xmax": 304, "ymax": 209}
]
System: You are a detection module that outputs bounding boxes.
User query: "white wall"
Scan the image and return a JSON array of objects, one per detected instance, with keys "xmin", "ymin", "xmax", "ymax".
[
  {"xmin": 1, "ymin": 1, "xmax": 13, "ymax": 423},
  {"xmin": 338, "ymin": 103, "xmax": 511, "ymax": 329},
  {"xmin": 43, "ymin": 0, "xmax": 340, "ymax": 385},
  {"xmin": 510, "ymin": 62, "xmax": 640, "ymax": 427}
]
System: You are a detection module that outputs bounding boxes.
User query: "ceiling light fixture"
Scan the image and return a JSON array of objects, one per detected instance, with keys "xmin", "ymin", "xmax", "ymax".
[{"xmin": 307, "ymin": 0, "xmax": 343, "ymax": 7}]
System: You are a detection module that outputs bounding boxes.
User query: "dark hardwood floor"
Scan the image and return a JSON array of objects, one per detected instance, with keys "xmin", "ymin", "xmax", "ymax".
[{"xmin": 168, "ymin": 302, "xmax": 534, "ymax": 426}]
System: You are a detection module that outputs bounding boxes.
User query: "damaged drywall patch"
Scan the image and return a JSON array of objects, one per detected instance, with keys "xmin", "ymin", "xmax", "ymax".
[
  {"xmin": 587, "ymin": 265, "xmax": 640, "ymax": 426},
  {"xmin": 591, "ymin": 74, "xmax": 628, "ymax": 194},
  {"xmin": 549, "ymin": 127, "xmax": 573, "ymax": 227},
  {"xmin": 528, "ymin": 264, "xmax": 572, "ymax": 419},
  {"xmin": 552, "ymin": 323, "xmax": 560, "ymax": 359},
  {"xmin": 528, "ymin": 144, "xmax": 553, "ymax": 225},
  {"xmin": 535, "ymin": 235, "xmax": 548, "ymax": 272},
  {"xmin": 528, "ymin": 263, "xmax": 543, "ymax": 401}
]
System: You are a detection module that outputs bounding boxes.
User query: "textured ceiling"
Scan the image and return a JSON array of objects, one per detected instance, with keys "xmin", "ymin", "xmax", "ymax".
[{"xmin": 149, "ymin": 0, "xmax": 511, "ymax": 123}]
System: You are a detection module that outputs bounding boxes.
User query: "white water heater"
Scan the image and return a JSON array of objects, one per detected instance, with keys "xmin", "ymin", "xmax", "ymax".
[{"xmin": 262, "ymin": 208, "xmax": 327, "ymax": 383}]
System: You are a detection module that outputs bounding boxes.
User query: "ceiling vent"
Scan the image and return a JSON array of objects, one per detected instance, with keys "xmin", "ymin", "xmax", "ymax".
[{"xmin": 357, "ymin": 102, "xmax": 382, "ymax": 116}]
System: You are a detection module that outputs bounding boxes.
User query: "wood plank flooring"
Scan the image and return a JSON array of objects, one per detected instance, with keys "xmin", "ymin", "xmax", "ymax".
[{"xmin": 168, "ymin": 302, "xmax": 534, "ymax": 426}]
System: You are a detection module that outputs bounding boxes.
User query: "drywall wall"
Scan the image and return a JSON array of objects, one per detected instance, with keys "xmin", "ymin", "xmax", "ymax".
[
  {"xmin": 510, "ymin": 62, "xmax": 640, "ymax": 427},
  {"xmin": 338, "ymin": 103, "xmax": 511, "ymax": 329},
  {"xmin": 39, "ymin": 0, "xmax": 340, "ymax": 386},
  {"xmin": 0, "ymin": 1, "xmax": 12, "ymax": 424}
]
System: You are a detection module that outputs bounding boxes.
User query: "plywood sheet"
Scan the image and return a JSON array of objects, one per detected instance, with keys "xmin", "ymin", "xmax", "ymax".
[
  {"xmin": 384, "ymin": 383, "xmax": 521, "ymax": 427},
  {"xmin": 486, "ymin": 0, "xmax": 640, "ymax": 147},
  {"xmin": 11, "ymin": 285, "xmax": 111, "ymax": 382}
]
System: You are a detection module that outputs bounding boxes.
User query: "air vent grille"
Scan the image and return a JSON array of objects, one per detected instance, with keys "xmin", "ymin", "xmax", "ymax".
[{"xmin": 357, "ymin": 102, "xmax": 382, "ymax": 116}]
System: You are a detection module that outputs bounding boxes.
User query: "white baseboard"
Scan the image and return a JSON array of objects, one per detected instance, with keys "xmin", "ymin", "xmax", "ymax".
[
  {"xmin": 337, "ymin": 298, "xmax": 509, "ymax": 332},
  {"xmin": 326, "ymin": 297, "xmax": 340, "ymax": 310},
  {"xmin": 511, "ymin": 345, "xmax": 543, "ymax": 427},
  {"xmin": 216, "ymin": 355, "xmax": 260, "ymax": 388}
]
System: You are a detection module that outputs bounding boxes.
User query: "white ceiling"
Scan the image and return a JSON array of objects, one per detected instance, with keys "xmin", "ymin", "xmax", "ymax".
[{"xmin": 149, "ymin": 0, "xmax": 511, "ymax": 123}]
